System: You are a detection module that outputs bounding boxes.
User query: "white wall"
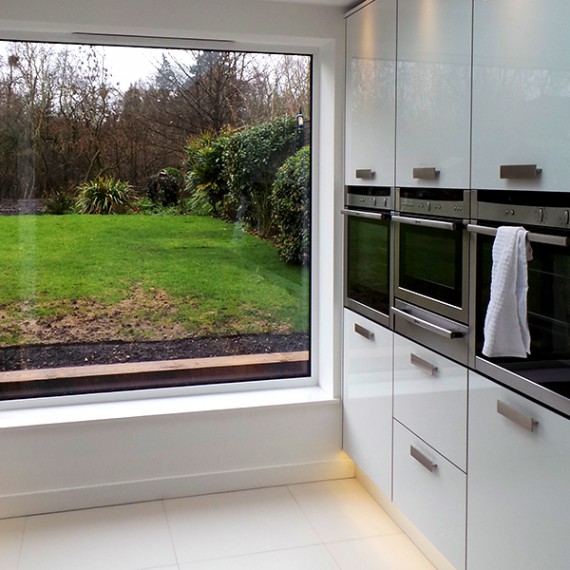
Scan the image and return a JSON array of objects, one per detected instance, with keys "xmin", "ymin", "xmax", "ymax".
[{"xmin": 0, "ymin": 0, "xmax": 347, "ymax": 517}]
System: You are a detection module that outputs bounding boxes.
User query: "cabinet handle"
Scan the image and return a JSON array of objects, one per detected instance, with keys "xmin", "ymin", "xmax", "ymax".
[
  {"xmin": 355, "ymin": 169, "xmax": 375, "ymax": 180},
  {"xmin": 499, "ymin": 164, "xmax": 542, "ymax": 179},
  {"xmin": 354, "ymin": 323, "xmax": 374, "ymax": 341},
  {"xmin": 410, "ymin": 353, "xmax": 438, "ymax": 376},
  {"xmin": 497, "ymin": 400, "xmax": 539, "ymax": 432},
  {"xmin": 392, "ymin": 307, "xmax": 463, "ymax": 339},
  {"xmin": 413, "ymin": 167, "xmax": 440, "ymax": 180},
  {"xmin": 410, "ymin": 445, "xmax": 438, "ymax": 473}
]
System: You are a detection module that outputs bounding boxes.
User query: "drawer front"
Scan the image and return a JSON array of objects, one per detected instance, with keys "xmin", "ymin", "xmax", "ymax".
[
  {"xmin": 393, "ymin": 334, "xmax": 467, "ymax": 470},
  {"xmin": 468, "ymin": 372, "xmax": 570, "ymax": 570},
  {"xmin": 393, "ymin": 420, "xmax": 466, "ymax": 570},
  {"xmin": 343, "ymin": 309, "xmax": 393, "ymax": 495}
]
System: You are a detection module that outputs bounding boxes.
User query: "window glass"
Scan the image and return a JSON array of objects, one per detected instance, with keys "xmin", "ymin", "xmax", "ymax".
[{"xmin": 0, "ymin": 41, "xmax": 311, "ymax": 399}]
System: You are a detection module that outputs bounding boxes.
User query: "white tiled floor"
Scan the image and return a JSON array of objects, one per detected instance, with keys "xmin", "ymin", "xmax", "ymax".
[{"xmin": 0, "ymin": 479, "xmax": 436, "ymax": 570}]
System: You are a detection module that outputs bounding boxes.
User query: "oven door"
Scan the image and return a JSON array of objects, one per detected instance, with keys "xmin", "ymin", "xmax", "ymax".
[
  {"xmin": 392, "ymin": 215, "xmax": 469, "ymax": 323},
  {"xmin": 342, "ymin": 208, "xmax": 391, "ymax": 327},
  {"xmin": 469, "ymin": 223, "xmax": 570, "ymax": 416}
]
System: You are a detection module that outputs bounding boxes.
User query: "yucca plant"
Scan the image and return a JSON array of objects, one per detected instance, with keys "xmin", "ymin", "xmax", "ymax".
[{"xmin": 76, "ymin": 177, "xmax": 135, "ymax": 214}]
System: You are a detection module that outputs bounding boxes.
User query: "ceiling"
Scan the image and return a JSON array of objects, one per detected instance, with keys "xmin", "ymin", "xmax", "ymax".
[{"xmin": 263, "ymin": 0, "xmax": 356, "ymax": 8}]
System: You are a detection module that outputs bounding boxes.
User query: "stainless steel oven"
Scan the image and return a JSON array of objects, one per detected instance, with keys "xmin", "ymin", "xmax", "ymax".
[
  {"xmin": 391, "ymin": 187, "xmax": 470, "ymax": 364},
  {"xmin": 469, "ymin": 190, "xmax": 570, "ymax": 417},
  {"xmin": 342, "ymin": 186, "xmax": 392, "ymax": 327}
]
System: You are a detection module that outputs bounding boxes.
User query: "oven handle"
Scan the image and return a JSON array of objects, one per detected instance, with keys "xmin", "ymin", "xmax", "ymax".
[
  {"xmin": 341, "ymin": 209, "xmax": 390, "ymax": 221},
  {"xmin": 392, "ymin": 307, "xmax": 464, "ymax": 339},
  {"xmin": 467, "ymin": 224, "xmax": 568, "ymax": 247},
  {"xmin": 392, "ymin": 214, "xmax": 457, "ymax": 231}
]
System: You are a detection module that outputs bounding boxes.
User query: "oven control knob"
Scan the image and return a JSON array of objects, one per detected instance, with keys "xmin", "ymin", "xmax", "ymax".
[
  {"xmin": 564, "ymin": 210, "xmax": 570, "ymax": 225},
  {"xmin": 505, "ymin": 209, "xmax": 515, "ymax": 216}
]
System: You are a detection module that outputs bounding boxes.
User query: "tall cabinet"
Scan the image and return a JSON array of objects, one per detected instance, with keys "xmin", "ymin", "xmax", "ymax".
[
  {"xmin": 345, "ymin": 0, "xmax": 397, "ymax": 187},
  {"xmin": 395, "ymin": 0, "xmax": 472, "ymax": 188},
  {"xmin": 471, "ymin": 0, "xmax": 570, "ymax": 191}
]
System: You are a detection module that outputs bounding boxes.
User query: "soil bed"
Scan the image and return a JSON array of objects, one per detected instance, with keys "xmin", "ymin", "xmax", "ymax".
[{"xmin": 0, "ymin": 332, "xmax": 309, "ymax": 372}]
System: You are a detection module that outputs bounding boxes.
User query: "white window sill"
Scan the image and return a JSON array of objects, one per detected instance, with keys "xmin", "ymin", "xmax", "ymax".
[{"xmin": 0, "ymin": 386, "xmax": 338, "ymax": 429}]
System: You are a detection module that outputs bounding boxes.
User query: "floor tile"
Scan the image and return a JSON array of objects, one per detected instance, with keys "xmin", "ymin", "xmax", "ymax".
[
  {"xmin": 0, "ymin": 517, "xmax": 26, "ymax": 570},
  {"xmin": 164, "ymin": 486, "xmax": 321, "ymax": 564},
  {"xmin": 18, "ymin": 501, "xmax": 177, "ymax": 570},
  {"xmin": 179, "ymin": 545, "xmax": 340, "ymax": 570},
  {"xmin": 327, "ymin": 535, "xmax": 436, "ymax": 570},
  {"xmin": 289, "ymin": 479, "xmax": 402, "ymax": 543}
]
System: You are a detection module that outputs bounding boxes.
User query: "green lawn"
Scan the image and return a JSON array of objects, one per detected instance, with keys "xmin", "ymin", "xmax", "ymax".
[{"xmin": 0, "ymin": 214, "xmax": 310, "ymax": 347}]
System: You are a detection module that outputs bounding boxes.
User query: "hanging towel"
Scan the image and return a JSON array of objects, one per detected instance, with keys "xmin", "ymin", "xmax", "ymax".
[{"xmin": 482, "ymin": 226, "xmax": 532, "ymax": 358}]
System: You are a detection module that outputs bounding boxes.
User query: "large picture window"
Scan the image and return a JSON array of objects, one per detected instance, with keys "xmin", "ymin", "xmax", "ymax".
[{"xmin": 0, "ymin": 40, "xmax": 312, "ymax": 399}]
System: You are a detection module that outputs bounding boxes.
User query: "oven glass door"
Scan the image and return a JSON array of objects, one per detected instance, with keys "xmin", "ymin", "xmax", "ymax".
[
  {"xmin": 475, "ymin": 231, "xmax": 570, "ymax": 399},
  {"xmin": 344, "ymin": 212, "xmax": 391, "ymax": 325},
  {"xmin": 394, "ymin": 218, "xmax": 468, "ymax": 322}
]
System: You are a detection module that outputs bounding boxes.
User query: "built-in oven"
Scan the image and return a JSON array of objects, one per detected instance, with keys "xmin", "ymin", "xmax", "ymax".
[
  {"xmin": 342, "ymin": 186, "xmax": 392, "ymax": 328},
  {"xmin": 391, "ymin": 187, "xmax": 470, "ymax": 364},
  {"xmin": 469, "ymin": 190, "xmax": 570, "ymax": 417}
]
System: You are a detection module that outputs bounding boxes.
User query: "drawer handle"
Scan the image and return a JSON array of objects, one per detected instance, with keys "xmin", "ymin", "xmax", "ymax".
[
  {"xmin": 413, "ymin": 167, "xmax": 440, "ymax": 180},
  {"xmin": 410, "ymin": 353, "xmax": 438, "ymax": 376},
  {"xmin": 497, "ymin": 400, "xmax": 538, "ymax": 432},
  {"xmin": 392, "ymin": 307, "xmax": 463, "ymax": 339},
  {"xmin": 355, "ymin": 169, "xmax": 375, "ymax": 180},
  {"xmin": 410, "ymin": 445, "xmax": 438, "ymax": 473},
  {"xmin": 354, "ymin": 323, "xmax": 374, "ymax": 341},
  {"xmin": 499, "ymin": 164, "xmax": 542, "ymax": 180}
]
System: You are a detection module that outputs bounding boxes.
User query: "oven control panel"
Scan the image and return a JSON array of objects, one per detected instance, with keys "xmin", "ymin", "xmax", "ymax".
[{"xmin": 395, "ymin": 188, "xmax": 470, "ymax": 219}]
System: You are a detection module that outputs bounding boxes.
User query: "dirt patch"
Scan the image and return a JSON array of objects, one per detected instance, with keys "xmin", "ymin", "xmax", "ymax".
[{"xmin": 0, "ymin": 332, "xmax": 309, "ymax": 372}]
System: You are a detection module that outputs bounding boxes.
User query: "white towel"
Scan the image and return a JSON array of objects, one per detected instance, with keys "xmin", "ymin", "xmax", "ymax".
[{"xmin": 482, "ymin": 226, "xmax": 532, "ymax": 358}]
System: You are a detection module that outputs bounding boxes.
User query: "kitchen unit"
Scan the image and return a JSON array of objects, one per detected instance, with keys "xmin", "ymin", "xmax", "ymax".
[
  {"xmin": 471, "ymin": 0, "xmax": 570, "ymax": 191},
  {"xmin": 343, "ymin": 1, "xmax": 570, "ymax": 569},
  {"xmin": 342, "ymin": 309, "xmax": 393, "ymax": 497},
  {"xmin": 468, "ymin": 372, "xmax": 570, "ymax": 569},
  {"xmin": 395, "ymin": 0, "xmax": 472, "ymax": 189},
  {"xmin": 392, "ymin": 334, "xmax": 467, "ymax": 570},
  {"xmin": 345, "ymin": 0, "xmax": 396, "ymax": 187}
]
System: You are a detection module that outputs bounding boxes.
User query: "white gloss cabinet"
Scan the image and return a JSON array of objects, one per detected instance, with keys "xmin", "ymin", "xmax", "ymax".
[
  {"xmin": 345, "ymin": 0, "xmax": 397, "ymax": 187},
  {"xmin": 468, "ymin": 372, "xmax": 570, "ymax": 569},
  {"xmin": 393, "ymin": 334, "xmax": 468, "ymax": 471},
  {"xmin": 471, "ymin": 0, "xmax": 570, "ymax": 191},
  {"xmin": 395, "ymin": 0, "xmax": 472, "ymax": 188},
  {"xmin": 342, "ymin": 309, "xmax": 393, "ymax": 497},
  {"xmin": 392, "ymin": 421, "xmax": 466, "ymax": 570}
]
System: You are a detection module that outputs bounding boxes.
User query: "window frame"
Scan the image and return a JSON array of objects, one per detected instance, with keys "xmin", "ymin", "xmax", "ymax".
[{"xmin": 0, "ymin": 33, "xmax": 325, "ymax": 406}]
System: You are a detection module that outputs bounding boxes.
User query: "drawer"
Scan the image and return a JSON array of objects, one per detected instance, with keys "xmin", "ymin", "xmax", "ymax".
[
  {"xmin": 393, "ymin": 420, "xmax": 466, "ymax": 570},
  {"xmin": 393, "ymin": 334, "xmax": 467, "ymax": 470}
]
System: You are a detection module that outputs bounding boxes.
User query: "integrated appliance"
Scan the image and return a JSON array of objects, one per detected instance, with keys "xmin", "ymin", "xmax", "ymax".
[
  {"xmin": 342, "ymin": 186, "xmax": 392, "ymax": 327},
  {"xmin": 469, "ymin": 190, "xmax": 570, "ymax": 417},
  {"xmin": 391, "ymin": 187, "xmax": 470, "ymax": 364}
]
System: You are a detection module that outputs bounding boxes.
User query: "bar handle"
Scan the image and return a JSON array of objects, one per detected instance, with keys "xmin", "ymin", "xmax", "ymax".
[
  {"xmin": 497, "ymin": 400, "xmax": 538, "ymax": 432},
  {"xmin": 467, "ymin": 224, "xmax": 568, "ymax": 247},
  {"xmin": 354, "ymin": 323, "xmax": 374, "ymax": 341},
  {"xmin": 410, "ymin": 446, "xmax": 438, "ymax": 473},
  {"xmin": 341, "ymin": 209, "xmax": 389, "ymax": 222},
  {"xmin": 392, "ymin": 215, "xmax": 457, "ymax": 231},
  {"xmin": 410, "ymin": 353, "xmax": 438, "ymax": 376},
  {"xmin": 413, "ymin": 167, "xmax": 440, "ymax": 180},
  {"xmin": 500, "ymin": 164, "xmax": 542, "ymax": 179},
  {"xmin": 355, "ymin": 169, "xmax": 375, "ymax": 180},
  {"xmin": 392, "ymin": 307, "xmax": 463, "ymax": 339}
]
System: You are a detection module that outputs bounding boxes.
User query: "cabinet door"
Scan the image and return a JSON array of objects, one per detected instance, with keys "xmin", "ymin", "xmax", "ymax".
[
  {"xmin": 468, "ymin": 372, "xmax": 570, "ymax": 569},
  {"xmin": 393, "ymin": 421, "xmax": 466, "ymax": 570},
  {"xmin": 393, "ymin": 334, "xmax": 467, "ymax": 471},
  {"xmin": 345, "ymin": 0, "xmax": 396, "ymax": 187},
  {"xmin": 343, "ymin": 309, "xmax": 393, "ymax": 496},
  {"xmin": 472, "ymin": 0, "xmax": 570, "ymax": 191},
  {"xmin": 395, "ymin": 0, "xmax": 472, "ymax": 189}
]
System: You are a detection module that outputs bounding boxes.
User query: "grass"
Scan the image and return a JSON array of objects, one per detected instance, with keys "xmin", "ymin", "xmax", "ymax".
[{"xmin": 0, "ymin": 214, "xmax": 310, "ymax": 346}]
